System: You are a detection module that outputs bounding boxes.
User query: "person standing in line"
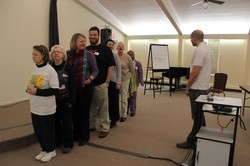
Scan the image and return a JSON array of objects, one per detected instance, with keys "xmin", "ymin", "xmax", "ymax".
[
  {"xmin": 116, "ymin": 42, "xmax": 134, "ymax": 122},
  {"xmin": 66, "ymin": 33, "xmax": 99, "ymax": 146},
  {"xmin": 127, "ymin": 50, "xmax": 144, "ymax": 117},
  {"xmin": 50, "ymin": 45, "xmax": 76, "ymax": 154},
  {"xmin": 176, "ymin": 29, "xmax": 212, "ymax": 165},
  {"xmin": 106, "ymin": 39, "xmax": 121, "ymax": 128},
  {"xmin": 26, "ymin": 45, "xmax": 59, "ymax": 162},
  {"xmin": 86, "ymin": 27, "xmax": 115, "ymax": 138}
]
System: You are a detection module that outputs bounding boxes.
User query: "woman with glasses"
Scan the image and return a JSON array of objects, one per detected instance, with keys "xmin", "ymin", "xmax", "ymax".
[{"xmin": 50, "ymin": 45, "xmax": 76, "ymax": 154}]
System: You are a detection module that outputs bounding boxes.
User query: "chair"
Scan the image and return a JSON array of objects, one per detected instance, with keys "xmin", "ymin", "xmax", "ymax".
[
  {"xmin": 149, "ymin": 76, "xmax": 163, "ymax": 98},
  {"xmin": 209, "ymin": 73, "xmax": 228, "ymax": 97}
]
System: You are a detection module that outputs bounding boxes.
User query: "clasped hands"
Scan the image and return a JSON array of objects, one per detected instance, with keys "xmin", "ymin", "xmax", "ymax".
[{"xmin": 26, "ymin": 85, "xmax": 37, "ymax": 95}]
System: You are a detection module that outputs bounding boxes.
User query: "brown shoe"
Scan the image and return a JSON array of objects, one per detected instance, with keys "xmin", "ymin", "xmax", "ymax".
[
  {"xmin": 120, "ymin": 117, "xmax": 126, "ymax": 122},
  {"xmin": 176, "ymin": 141, "xmax": 192, "ymax": 149},
  {"xmin": 98, "ymin": 132, "xmax": 108, "ymax": 138}
]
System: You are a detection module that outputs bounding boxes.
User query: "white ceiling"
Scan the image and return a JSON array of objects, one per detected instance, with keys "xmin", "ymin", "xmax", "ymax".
[{"xmin": 75, "ymin": 0, "xmax": 250, "ymax": 36}]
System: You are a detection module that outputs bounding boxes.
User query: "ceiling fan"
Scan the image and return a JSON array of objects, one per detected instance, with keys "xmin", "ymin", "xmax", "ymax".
[{"xmin": 191, "ymin": 0, "xmax": 225, "ymax": 9}]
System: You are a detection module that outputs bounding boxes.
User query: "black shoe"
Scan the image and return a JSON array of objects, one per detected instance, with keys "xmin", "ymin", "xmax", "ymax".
[
  {"xmin": 78, "ymin": 140, "xmax": 88, "ymax": 147},
  {"xmin": 98, "ymin": 132, "xmax": 108, "ymax": 138},
  {"xmin": 110, "ymin": 122, "xmax": 117, "ymax": 128},
  {"xmin": 176, "ymin": 141, "xmax": 192, "ymax": 149},
  {"xmin": 120, "ymin": 117, "xmax": 126, "ymax": 122},
  {"xmin": 130, "ymin": 113, "xmax": 135, "ymax": 117},
  {"xmin": 62, "ymin": 147, "xmax": 72, "ymax": 154}
]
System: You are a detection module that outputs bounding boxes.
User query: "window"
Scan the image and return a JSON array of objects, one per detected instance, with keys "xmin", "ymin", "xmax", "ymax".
[{"xmin": 207, "ymin": 39, "xmax": 220, "ymax": 74}]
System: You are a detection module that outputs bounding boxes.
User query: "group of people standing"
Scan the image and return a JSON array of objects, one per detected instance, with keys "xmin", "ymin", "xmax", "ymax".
[{"xmin": 26, "ymin": 26, "xmax": 144, "ymax": 163}]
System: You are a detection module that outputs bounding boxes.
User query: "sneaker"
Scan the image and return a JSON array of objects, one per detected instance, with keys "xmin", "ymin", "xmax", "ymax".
[
  {"xmin": 40, "ymin": 150, "xmax": 56, "ymax": 162},
  {"xmin": 35, "ymin": 151, "xmax": 46, "ymax": 160}
]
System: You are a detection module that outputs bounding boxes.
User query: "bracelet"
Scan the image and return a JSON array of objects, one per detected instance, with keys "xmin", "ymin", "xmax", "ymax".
[{"xmin": 89, "ymin": 78, "xmax": 93, "ymax": 82}]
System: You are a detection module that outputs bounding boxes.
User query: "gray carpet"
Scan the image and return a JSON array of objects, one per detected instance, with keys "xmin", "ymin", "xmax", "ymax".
[{"xmin": 0, "ymin": 87, "xmax": 249, "ymax": 166}]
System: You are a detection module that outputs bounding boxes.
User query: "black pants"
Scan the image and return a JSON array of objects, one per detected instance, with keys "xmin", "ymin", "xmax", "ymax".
[
  {"xmin": 187, "ymin": 89, "xmax": 208, "ymax": 148},
  {"xmin": 55, "ymin": 99, "xmax": 73, "ymax": 148},
  {"xmin": 73, "ymin": 83, "xmax": 93, "ymax": 142},
  {"xmin": 31, "ymin": 113, "xmax": 55, "ymax": 152},
  {"xmin": 108, "ymin": 81, "xmax": 120, "ymax": 124}
]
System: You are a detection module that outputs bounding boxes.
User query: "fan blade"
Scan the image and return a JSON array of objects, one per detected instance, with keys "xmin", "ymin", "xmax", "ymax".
[
  {"xmin": 208, "ymin": 0, "xmax": 225, "ymax": 5},
  {"xmin": 191, "ymin": 1, "xmax": 203, "ymax": 7}
]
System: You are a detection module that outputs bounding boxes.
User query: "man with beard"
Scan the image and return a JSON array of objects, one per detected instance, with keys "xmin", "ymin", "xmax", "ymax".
[{"xmin": 86, "ymin": 26, "xmax": 115, "ymax": 138}]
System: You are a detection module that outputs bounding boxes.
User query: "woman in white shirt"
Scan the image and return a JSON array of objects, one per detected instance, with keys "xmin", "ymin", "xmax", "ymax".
[{"xmin": 26, "ymin": 45, "xmax": 59, "ymax": 162}]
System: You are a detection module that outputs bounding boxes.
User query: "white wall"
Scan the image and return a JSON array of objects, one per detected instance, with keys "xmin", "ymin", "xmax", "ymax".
[{"xmin": 0, "ymin": 0, "xmax": 124, "ymax": 105}]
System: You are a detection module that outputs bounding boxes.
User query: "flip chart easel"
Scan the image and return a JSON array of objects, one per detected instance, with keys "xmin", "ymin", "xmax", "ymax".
[{"xmin": 144, "ymin": 44, "xmax": 170, "ymax": 98}]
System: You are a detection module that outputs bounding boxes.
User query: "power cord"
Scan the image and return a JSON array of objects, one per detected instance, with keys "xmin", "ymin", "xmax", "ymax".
[
  {"xmin": 87, "ymin": 142, "xmax": 190, "ymax": 166},
  {"xmin": 216, "ymin": 114, "xmax": 246, "ymax": 131},
  {"xmin": 178, "ymin": 148, "xmax": 192, "ymax": 165},
  {"xmin": 216, "ymin": 114, "xmax": 235, "ymax": 129}
]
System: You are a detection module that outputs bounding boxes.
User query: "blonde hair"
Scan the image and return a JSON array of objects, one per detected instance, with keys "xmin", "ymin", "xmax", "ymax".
[
  {"xmin": 70, "ymin": 33, "xmax": 86, "ymax": 51},
  {"xmin": 50, "ymin": 45, "xmax": 67, "ymax": 61}
]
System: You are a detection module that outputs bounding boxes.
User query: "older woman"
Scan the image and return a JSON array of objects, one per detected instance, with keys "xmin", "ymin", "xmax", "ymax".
[
  {"xmin": 26, "ymin": 45, "xmax": 59, "ymax": 162},
  {"xmin": 116, "ymin": 42, "xmax": 134, "ymax": 122},
  {"xmin": 50, "ymin": 45, "xmax": 76, "ymax": 154},
  {"xmin": 66, "ymin": 33, "xmax": 99, "ymax": 146}
]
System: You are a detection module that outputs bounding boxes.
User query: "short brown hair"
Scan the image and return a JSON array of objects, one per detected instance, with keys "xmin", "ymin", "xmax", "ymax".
[
  {"xmin": 33, "ymin": 45, "xmax": 49, "ymax": 63},
  {"xmin": 191, "ymin": 30, "xmax": 204, "ymax": 41},
  {"xmin": 89, "ymin": 26, "xmax": 100, "ymax": 35}
]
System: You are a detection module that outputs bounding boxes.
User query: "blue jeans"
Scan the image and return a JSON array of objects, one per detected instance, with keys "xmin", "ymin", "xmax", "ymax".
[{"xmin": 187, "ymin": 89, "xmax": 208, "ymax": 147}]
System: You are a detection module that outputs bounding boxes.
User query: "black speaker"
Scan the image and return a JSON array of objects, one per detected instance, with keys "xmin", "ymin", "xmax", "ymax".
[{"xmin": 101, "ymin": 28, "xmax": 112, "ymax": 44}]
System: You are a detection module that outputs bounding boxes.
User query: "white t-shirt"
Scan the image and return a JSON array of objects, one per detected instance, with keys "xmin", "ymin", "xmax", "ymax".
[
  {"xmin": 29, "ymin": 64, "xmax": 59, "ymax": 115},
  {"xmin": 190, "ymin": 42, "xmax": 213, "ymax": 90}
]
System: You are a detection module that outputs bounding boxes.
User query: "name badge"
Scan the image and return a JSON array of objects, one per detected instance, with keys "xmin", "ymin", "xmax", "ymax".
[{"xmin": 94, "ymin": 52, "xmax": 100, "ymax": 56}]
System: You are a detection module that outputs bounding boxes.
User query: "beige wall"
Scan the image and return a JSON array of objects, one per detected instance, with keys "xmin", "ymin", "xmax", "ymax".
[
  {"xmin": 0, "ymin": 0, "xmax": 124, "ymax": 105},
  {"xmin": 219, "ymin": 40, "xmax": 247, "ymax": 88},
  {"xmin": 57, "ymin": 0, "xmax": 125, "ymax": 49},
  {"xmin": 128, "ymin": 37, "xmax": 249, "ymax": 89},
  {"xmin": 128, "ymin": 39, "xmax": 179, "ymax": 79},
  {"xmin": 0, "ymin": 0, "xmax": 50, "ymax": 105},
  {"xmin": 1, "ymin": 1, "xmax": 249, "ymax": 105}
]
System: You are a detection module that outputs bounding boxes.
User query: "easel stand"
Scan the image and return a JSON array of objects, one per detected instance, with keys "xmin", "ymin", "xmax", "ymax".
[{"xmin": 144, "ymin": 44, "xmax": 170, "ymax": 98}]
